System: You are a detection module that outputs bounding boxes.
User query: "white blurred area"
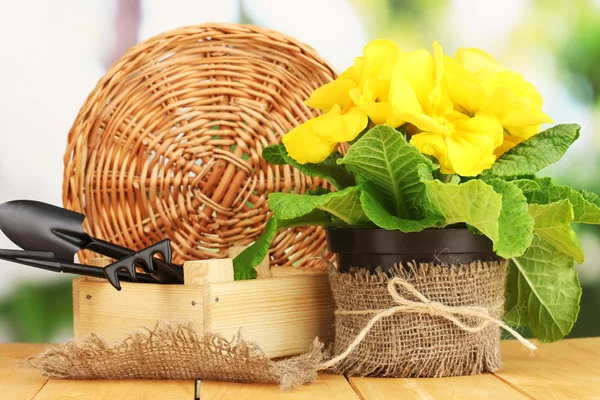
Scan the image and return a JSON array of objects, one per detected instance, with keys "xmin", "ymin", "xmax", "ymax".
[{"xmin": 0, "ymin": 0, "xmax": 597, "ymax": 339}]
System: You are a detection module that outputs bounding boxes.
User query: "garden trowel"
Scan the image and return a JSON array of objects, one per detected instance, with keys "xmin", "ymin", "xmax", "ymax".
[{"xmin": 0, "ymin": 200, "xmax": 183, "ymax": 289}]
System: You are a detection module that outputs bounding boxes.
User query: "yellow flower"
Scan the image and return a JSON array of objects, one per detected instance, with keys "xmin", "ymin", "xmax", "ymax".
[
  {"xmin": 446, "ymin": 47, "xmax": 552, "ymax": 154},
  {"xmin": 282, "ymin": 116, "xmax": 337, "ymax": 165},
  {"xmin": 311, "ymin": 104, "xmax": 368, "ymax": 143},
  {"xmin": 306, "ymin": 39, "xmax": 402, "ymax": 126},
  {"xmin": 284, "ymin": 39, "xmax": 400, "ymax": 165},
  {"xmin": 390, "ymin": 42, "xmax": 503, "ymax": 176},
  {"xmin": 305, "ymin": 65, "xmax": 361, "ymax": 111},
  {"xmin": 349, "ymin": 77, "xmax": 404, "ymax": 126},
  {"xmin": 282, "ymin": 105, "xmax": 367, "ymax": 164}
]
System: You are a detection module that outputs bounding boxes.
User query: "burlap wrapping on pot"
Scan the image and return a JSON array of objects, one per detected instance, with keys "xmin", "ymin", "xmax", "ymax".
[
  {"xmin": 28, "ymin": 321, "xmax": 328, "ymax": 391},
  {"xmin": 328, "ymin": 260, "xmax": 507, "ymax": 378}
]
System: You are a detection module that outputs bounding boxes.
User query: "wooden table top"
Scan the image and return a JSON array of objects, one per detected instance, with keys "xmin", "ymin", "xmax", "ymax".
[{"xmin": 1, "ymin": 338, "xmax": 598, "ymax": 399}]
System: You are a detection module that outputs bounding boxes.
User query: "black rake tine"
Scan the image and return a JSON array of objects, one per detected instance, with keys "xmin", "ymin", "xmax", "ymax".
[
  {"xmin": 103, "ymin": 239, "xmax": 173, "ymax": 290},
  {"xmin": 103, "ymin": 259, "xmax": 137, "ymax": 291}
]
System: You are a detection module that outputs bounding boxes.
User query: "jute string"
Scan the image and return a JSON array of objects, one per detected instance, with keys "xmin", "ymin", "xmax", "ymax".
[{"xmin": 318, "ymin": 276, "xmax": 536, "ymax": 371}]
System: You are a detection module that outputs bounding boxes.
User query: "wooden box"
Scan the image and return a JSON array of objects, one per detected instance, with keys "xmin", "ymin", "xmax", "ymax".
[{"xmin": 72, "ymin": 254, "xmax": 335, "ymax": 358}]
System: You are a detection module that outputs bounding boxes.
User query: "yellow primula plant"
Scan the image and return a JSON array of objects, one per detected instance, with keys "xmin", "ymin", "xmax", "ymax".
[{"xmin": 234, "ymin": 40, "xmax": 600, "ymax": 343}]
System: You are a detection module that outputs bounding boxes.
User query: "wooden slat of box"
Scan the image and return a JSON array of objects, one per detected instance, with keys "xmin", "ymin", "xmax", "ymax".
[
  {"xmin": 73, "ymin": 259, "xmax": 334, "ymax": 358},
  {"xmin": 73, "ymin": 279, "xmax": 205, "ymax": 342},
  {"xmin": 207, "ymin": 275, "xmax": 334, "ymax": 357}
]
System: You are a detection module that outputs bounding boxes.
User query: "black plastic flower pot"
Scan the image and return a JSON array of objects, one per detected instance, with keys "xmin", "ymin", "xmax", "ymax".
[{"xmin": 325, "ymin": 227, "xmax": 502, "ymax": 273}]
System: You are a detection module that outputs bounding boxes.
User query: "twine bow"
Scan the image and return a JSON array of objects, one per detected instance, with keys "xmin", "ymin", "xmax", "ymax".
[{"xmin": 318, "ymin": 277, "xmax": 536, "ymax": 370}]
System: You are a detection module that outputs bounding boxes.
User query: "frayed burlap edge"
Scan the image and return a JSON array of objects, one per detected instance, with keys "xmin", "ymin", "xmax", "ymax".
[{"xmin": 28, "ymin": 320, "xmax": 329, "ymax": 391}]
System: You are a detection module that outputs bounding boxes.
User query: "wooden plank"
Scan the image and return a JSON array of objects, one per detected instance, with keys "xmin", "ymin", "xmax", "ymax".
[
  {"xmin": 0, "ymin": 343, "xmax": 48, "ymax": 400},
  {"xmin": 229, "ymin": 246, "xmax": 272, "ymax": 279},
  {"xmin": 33, "ymin": 380, "xmax": 194, "ymax": 400},
  {"xmin": 73, "ymin": 279, "xmax": 204, "ymax": 342},
  {"xmin": 200, "ymin": 374, "xmax": 359, "ymax": 400},
  {"xmin": 271, "ymin": 266, "xmax": 327, "ymax": 277},
  {"xmin": 350, "ymin": 374, "xmax": 528, "ymax": 399},
  {"xmin": 207, "ymin": 274, "xmax": 335, "ymax": 358},
  {"xmin": 183, "ymin": 259, "xmax": 235, "ymax": 285},
  {"xmin": 493, "ymin": 337, "xmax": 600, "ymax": 399}
]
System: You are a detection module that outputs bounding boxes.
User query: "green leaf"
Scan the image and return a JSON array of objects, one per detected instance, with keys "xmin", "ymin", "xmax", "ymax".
[
  {"xmin": 487, "ymin": 124, "xmax": 580, "ymax": 177},
  {"xmin": 232, "ymin": 211, "xmax": 332, "ymax": 280},
  {"xmin": 359, "ymin": 182, "xmax": 442, "ymax": 232},
  {"xmin": 262, "ymin": 145, "xmax": 286, "ymax": 165},
  {"xmin": 262, "ymin": 145, "xmax": 355, "ymax": 189},
  {"xmin": 339, "ymin": 125, "xmax": 434, "ymax": 219},
  {"xmin": 580, "ymin": 189, "xmax": 600, "ymax": 208},
  {"xmin": 527, "ymin": 177, "xmax": 600, "ymax": 224},
  {"xmin": 508, "ymin": 179, "xmax": 540, "ymax": 194},
  {"xmin": 487, "ymin": 179, "xmax": 535, "ymax": 258},
  {"xmin": 423, "ymin": 179, "xmax": 532, "ymax": 258},
  {"xmin": 268, "ymin": 186, "xmax": 370, "ymax": 227},
  {"xmin": 528, "ymin": 200, "xmax": 584, "ymax": 263},
  {"xmin": 233, "ymin": 218, "xmax": 276, "ymax": 280},
  {"xmin": 505, "ymin": 234, "xmax": 581, "ymax": 342},
  {"xmin": 306, "ymin": 187, "xmax": 331, "ymax": 196},
  {"xmin": 423, "ymin": 179, "xmax": 501, "ymax": 236}
]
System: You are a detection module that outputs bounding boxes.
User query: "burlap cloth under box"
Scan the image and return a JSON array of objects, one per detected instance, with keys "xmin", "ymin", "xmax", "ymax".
[
  {"xmin": 327, "ymin": 260, "xmax": 508, "ymax": 378},
  {"xmin": 28, "ymin": 321, "xmax": 328, "ymax": 391}
]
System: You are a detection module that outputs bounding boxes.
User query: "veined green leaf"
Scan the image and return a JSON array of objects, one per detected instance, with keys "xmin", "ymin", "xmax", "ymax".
[
  {"xmin": 487, "ymin": 179, "xmax": 535, "ymax": 258},
  {"xmin": 508, "ymin": 179, "xmax": 540, "ymax": 194},
  {"xmin": 505, "ymin": 234, "xmax": 581, "ymax": 342},
  {"xmin": 233, "ymin": 218, "xmax": 276, "ymax": 280},
  {"xmin": 423, "ymin": 179, "xmax": 501, "ymax": 238},
  {"xmin": 340, "ymin": 125, "xmax": 434, "ymax": 219},
  {"xmin": 360, "ymin": 182, "xmax": 442, "ymax": 232},
  {"xmin": 528, "ymin": 200, "xmax": 584, "ymax": 263},
  {"xmin": 580, "ymin": 190, "xmax": 600, "ymax": 209},
  {"xmin": 262, "ymin": 145, "xmax": 287, "ymax": 165},
  {"xmin": 232, "ymin": 211, "xmax": 332, "ymax": 280},
  {"xmin": 527, "ymin": 177, "xmax": 600, "ymax": 224},
  {"xmin": 262, "ymin": 145, "xmax": 355, "ymax": 189},
  {"xmin": 268, "ymin": 186, "xmax": 370, "ymax": 227},
  {"xmin": 423, "ymin": 179, "xmax": 531, "ymax": 258},
  {"xmin": 487, "ymin": 124, "xmax": 580, "ymax": 177}
]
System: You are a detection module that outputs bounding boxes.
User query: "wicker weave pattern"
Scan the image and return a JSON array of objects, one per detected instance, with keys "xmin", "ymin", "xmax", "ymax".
[{"xmin": 63, "ymin": 23, "xmax": 336, "ymax": 266}]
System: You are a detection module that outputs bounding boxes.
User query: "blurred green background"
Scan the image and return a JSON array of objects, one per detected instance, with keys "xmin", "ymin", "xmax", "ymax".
[{"xmin": 0, "ymin": 0, "xmax": 598, "ymax": 342}]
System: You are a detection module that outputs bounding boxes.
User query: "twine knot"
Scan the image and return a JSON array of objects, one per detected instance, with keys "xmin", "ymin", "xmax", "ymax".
[{"xmin": 319, "ymin": 276, "xmax": 536, "ymax": 371}]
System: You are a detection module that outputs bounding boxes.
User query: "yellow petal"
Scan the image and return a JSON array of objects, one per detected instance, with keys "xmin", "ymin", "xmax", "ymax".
[
  {"xmin": 312, "ymin": 105, "xmax": 368, "ymax": 143},
  {"xmin": 446, "ymin": 134, "xmax": 497, "ymax": 176},
  {"xmin": 359, "ymin": 39, "xmax": 401, "ymax": 88},
  {"xmin": 501, "ymin": 106, "xmax": 553, "ymax": 128},
  {"xmin": 435, "ymin": 113, "xmax": 503, "ymax": 176},
  {"xmin": 444, "ymin": 56, "xmax": 488, "ymax": 113},
  {"xmin": 479, "ymin": 71, "xmax": 552, "ymax": 128},
  {"xmin": 401, "ymin": 112, "xmax": 449, "ymax": 135},
  {"xmin": 452, "ymin": 113, "xmax": 504, "ymax": 148},
  {"xmin": 305, "ymin": 76, "xmax": 357, "ymax": 111},
  {"xmin": 350, "ymin": 78, "xmax": 403, "ymax": 126},
  {"xmin": 410, "ymin": 132, "xmax": 454, "ymax": 174},
  {"xmin": 394, "ymin": 49, "xmax": 435, "ymax": 108},
  {"xmin": 390, "ymin": 68, "xmax": 424, "ymax": 117},
  {"xmin": 390, "ymin": 51, "xmax": 436, "ymax": 126},
  {"xmin": 494, "ymin": 134, "xmax": 525, "ymax": 157},
  {"xmin": 282, "ymin": 117, "xmax": 337, "ymax": 164},
  {"xmin": 340, "ymin": 62, "xmax": 363, "ymax": 84},
  {"xmin": 454, "ymin": 47, "xmax": 504, "ymax": 74},
  {"xmin": 506, "ymin": 124, "xmax": 541, "ymax": 140},
  {"xmin": 429, "ymin": 41, "xmax": 454, "ymax": 117}
]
